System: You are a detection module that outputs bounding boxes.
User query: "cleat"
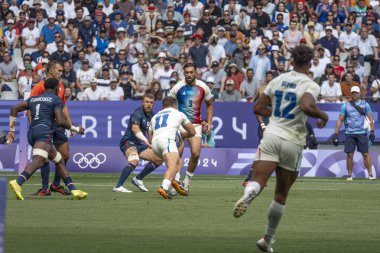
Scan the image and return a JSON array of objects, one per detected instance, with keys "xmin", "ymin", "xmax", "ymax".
[
  {"xmin": 131, "ymin": 177, "xmax": 148, "ymax": 192},
  {"xmin": 112, "ymin": 186, "xmax": 132, "ymax": 193},
  {"xmin": 32, "ymin": 188, "xmax": 51, "ymax": 196},
  {"xmin": 347, "ymin": 176, "xmax": 353, "ymax": 181},
  {"xmin": 369, "ymin": 175, "xmax": 375, "ymax": 180},
  {"xmin": 9, "ymin": 180, "xmax": 24, "ymax": 200},
  {"xmin": 183, "ymin": 180, "xmax": 190, "ymax": 195},
  {"xmin": 256, "ymin": 238, "xmax": 274, "ymax": 252},
  {"xmin": 71, "ymin": 190, "xmax": 88, "ymax": 200},
  {"xmin": 157, "ymin": 187, "xmax": 172, "ymax": 200},
  {"xmin": 233, "ymin": 188, "xmax": 257, "ymax": 218},
  {"xmin": 242, "ymin": 181, "xmax": 248, "ymax": 187},
  {"xmin": 169, "ymin": 187, "xmax": 178, "ymax": 196},
  {"xmin": 50, "ymin": 184, "xmax": 71, "ymax": 195},
  {"xmin": 171, "ymin": 180, "xmax": 188, "ymax": 196}
]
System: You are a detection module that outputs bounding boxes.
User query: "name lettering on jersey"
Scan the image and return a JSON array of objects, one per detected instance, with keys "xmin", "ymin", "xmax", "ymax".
[
  {"xmin": 30, "ymin": 97, "xmax": 53, "ymax": 103},
  {"xmin": 281, "ymin": 81, "xmax": 297, "ymax": 89}
]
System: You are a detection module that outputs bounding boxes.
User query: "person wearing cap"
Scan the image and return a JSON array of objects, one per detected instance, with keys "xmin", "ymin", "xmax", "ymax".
[
  {"xmin": 319, "ymin": 26, "xmax": 340, "ymax": 56},
  {"xmin": 220, "ymin": 79, "xmax": 242, "ymax": 102},
  {"xmin": 76, "ymin": 58, "xmax": 95, "ymax": 92},
  {"xmin": 92, "ymin": 27, "xmax": 110, "ymax": 55},
  {"xmin": 18, "ymin": 63, "xmax": 34, "ymax": 99},
  {"xmin": 3, "ymin": 19, "xmax": 19, "ymax": 56},
  {"xmin": 102, "ymin": 77, "xmax": 124, "ymax": 101},
  {"xmin": 78, "ymin": 15, "xmax": 97, "ymax": 46},
  {"xmin": 162, "ymin": 2, "xmax": 184, "ymax": 24},
  {"xmin": 303, "ymin": 21, "xmax": 320, "ymax": 48},
  {"xmin": 333, "ymin": 85, "xmax": 375, "ymax": 180},
  {"xmin": 21, "ymin": 18, "xmax": 39, "ymax": 55},
  {"xmin": 40, "ymin": 13, "xmax": 62, "ymax": 44},
  {"xmin": 189, "ymin": 33, "xmax": 210, "ymax": 69},
  {"xmin": 196, "ymin": 9, "xmax": 217, "ymax": 40},
  {"xmin": 15, "ymin": 10, "xmax": 28, "ymax": 33},
  {"xmin": 204, "ymin": 76, "xmax": 219, "ymax": 100},
  {"xmin": 82, "ymin": 77, "xmax": 102, "ymax": 101}
]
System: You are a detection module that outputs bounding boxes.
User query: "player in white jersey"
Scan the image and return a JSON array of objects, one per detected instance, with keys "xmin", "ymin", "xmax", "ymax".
[
  {"xmin": 149, "ymin": 97, "xmax": 196, "ymax": 200},
  {"xmin": 233, "ymin": 45, "xmax": 329, "ymax": 253},
  {"xmin": 169, "ymin": 63, "xmax": 214, "ymax": 194}
]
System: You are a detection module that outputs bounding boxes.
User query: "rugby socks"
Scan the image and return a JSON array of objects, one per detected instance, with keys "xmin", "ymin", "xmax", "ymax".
[
  {"xmin": 136, "ymin": 162, "xmax": 158, "ymax": 180},
  {"xmin": 244, "ymin": 170, "xmax": 253, "ymax": 182},
  {"xmin": 175, "ymin": 172, "xmax": 181, "ymax": 182},
  {"xmin": 52, "ymin": 168, "xmax": 62, "ymax": 187},
  {"xmin": 16, "ymin": 171, "xmax": 31, "ymax": 186},
  {"xmin": 116, "ymin": 163, "xmax": 136, "ymax": 188},
  {"xmin": 40, "ymin": 162, "xmax": 50, "ymax": 189},
  {"xmin": 244, "ymin": 181, "xmax": 261, "ymax": 197},
  {"xmin": 162, "ymin": 179, "xmax": 171, "ymax": 190},
  {"xmin": 183, "ymin": 171, "xmax": 194, "ymax": 185},
  {"xmin": 264, "ymin": 200, "xmax": 285, "ymax": 242},
  {"xmin": 63, "ymin": 177, "xmax": 77, "ymax": 191}
]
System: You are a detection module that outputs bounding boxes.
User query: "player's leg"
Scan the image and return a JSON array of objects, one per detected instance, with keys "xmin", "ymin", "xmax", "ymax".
[
  {"xmin": 174, "ymin": 141, "xmax": 185, "ymax": 183},
  {"xmin": 114, "ymin": 143, "xmax": 139, "ymax": 192},
  {"xmin": 9, "ymin": 142, "xmax": 52, "ymax": 200},
  {"xmin": 356, "ymin": 134, "xmax": 374, "ymax": 179},
  {"xmin": 158, "ymin": 152, "xmax": 180, "ymax": 200},
  {"xmin": 132, "ymin": 148, "xmax": 163, "ymax": 192},
  {"xmin": 183, "ymin": 134, "xmax": 202, "ymax": 192},
  {"xmin": 48, "ymin": 148, "xmax": 88, "ymax": 200},
  {"xmin": 344, "ymin": 135, "xmax": 355, "ymax": 180}
]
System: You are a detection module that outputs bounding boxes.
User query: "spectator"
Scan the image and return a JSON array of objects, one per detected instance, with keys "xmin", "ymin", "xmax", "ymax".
[
  {"xmin": 81, "ymin": 78, "xmax": 103, "ymax": 101},
  {"xmin": 183, "ymin": 0, "xmax": 203, "ymax": 21},
  {"xmin": 79, "ymin": 15, "xmax": 97, "ymax": 46},
  {"xmin": 85, "ymin": 44, "xmax": 101, "ymax": 68},
  {"xmin": 96, "ymin": 65, "xmax": 113, "ymax": 89},
  {"xmin": 319, "ymin": 64, "xmax": 339, "ymax": 86},
  {"xmin": 189, "ymin": 33, "xmax": 210, "ymax": 69},
  {"xmin": 252, "ymin": 3, "xmax": 271, "ymax": 29},
  {"xmin": 358, "ymin": 26, "xmax": 379, "ymax": 77},
  {"xmin": 76, "ymin": 59, "xmax": 95, "ymax": 92},
  {"xmin": 319, "ymin": 26, "xmax": 340, "ymax": 56},
  {"xmin": 283, "ymin": 20, "xmax": 302, "ymax": 55},
  {"xmin": 222, "ymin": 63, "xmax": 244, "ymax": 92},
  {"xmin": 0, "ymin": 52, "xmax": 17, "ymax": 84},
  {"xmin": 103, "ymin": 78, "xmax": 124, "ymax": 101},
  {"xmin": 339, "ymin": 23, "xmax": 359, "ymax": 53},
  {"xmin": 146, "ymin": 81, "xmax": 163, "ymax": 100},
  {"xmin": 240, "ymin": 68, "xmax": 260, "ymax": 102},
  {"xmin": 127, "ymin": 32, "xmax": 145, "ymax": 65},
  {"xmin": 119, "ymin": 70, "xmax": 138, "ymax": 100},
  {"xmin": 248, "ymin": 44, "xmax": 271, "ymax": 82},
  {"xmin": 205, "ymin": 76, "xmax": 219, "ymax": 101},
  {"xmin": 332, "ymin": 55, "xmax": 345, "ymax": 79},
  {"xmin": 203, "ymin": 61, "xmax": 226, "ymax": 94},
  {"xmin": 303, "ymin": 21, "xmax": 320, "ymax": 48},
  {"xmin": 340, "ymin": 72, "xmax": 360, "ymax": 99},
  {"xmin": 174, "ymin": 53, "xmax": 187, "ymax": 79},
  {"xmin": 18, "ymin": 64, "xmax": 34, "ymax": 99},
  {"xmin": 207, "ymin": 34, "xmax": 226, "ymax": 68},
  {"xmin": 135, "ymin": 62, "xmax": 153, "ymax": 95},
  {"xmin": 50, "ymin": 40, "xmax": 71, "ymax": 64},
  {"xmin": 220, "ymin": 79, "xmax": 241, "ymax": 102},
  {"xmin": 320, "ymin": 73, "xmax": 343, "ymax": 103},
  {"xmin": 3, "ymin": 19, "xmax": 19, "ymax": 56},
  {"xmin": 370, "ymin": 72, "xmax": 380, "ymax": 102},
  {"xmin": 153, "ymin": 58, "xmax": 173, "ymax": 97},
  {"xmin": 64, "ymin": 87, "xmax": 78, "ymax": 101},
  {"xmin": 61, "ymin": 61, "xmax": 76, "ymax": 90},
  {"xmin": 159, "ymin": 33, "xmax": 181, "ymax": 63},
  {"xmin": 93, "ymin": 28, "xmax": 110, "ymax": 55},
  {"xmin": 21, "ymin": 18, "xmax": 39, "ymax": 55},
  {"xmin": 40, "ymin": 15, "xmax": 62, "ymax": 44}
]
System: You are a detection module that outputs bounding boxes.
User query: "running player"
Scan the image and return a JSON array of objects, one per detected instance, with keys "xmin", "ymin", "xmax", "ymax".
[
  {"xmin": 232, "ymin": 45, "xmax": 329, "ymax": 252},
  {"xmin": 113, "ymin": 93, "xmax": 163, "ymax": 193},
  {"xmin": 169, "ymin": 63, "xmax": 213, "ymax": 194},
  {"xmin": 148, "ymin": 97, "xmax": 196, "ymax": 200},
  {"xmin": 30, "ymin": 60, "xmax": 74, "ymax": 196},
  {"xmin": 7, "ymin": 78, "xmax": 87, "ymax": 200}
]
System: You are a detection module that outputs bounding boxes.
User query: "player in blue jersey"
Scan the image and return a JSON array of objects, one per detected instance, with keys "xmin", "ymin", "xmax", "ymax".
[
  {"xmin": 113, "ymin": 93, "xmax": 164, "ymax": 193},
  {"xmin": 333, "ymin": 86, "xmax": 375, "ymax": 180},
  {"xmin": 169, "ymin": 63, "xmax": 214, "ymax": 194},
  {"xmin": 6, "ymin": 78, "xmax": 87, "ymax": 200}
]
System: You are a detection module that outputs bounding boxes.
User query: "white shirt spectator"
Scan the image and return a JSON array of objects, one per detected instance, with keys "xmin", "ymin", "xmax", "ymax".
[
  {"xmin": 44, "ymin": 2, "xmax": 57, "ymax": 18},
  {"xmin": 18, "ymin": 76, "xmax": 33, "ymax": 94},
  {"xmin": 208, "ymin": 44, "xmax": 226, "ymax": 64},
  {"xmin": 310, "ymin": 62, "xmax": 325, "ymax": 79},
  {"xmin": 64, "ymin": 1, "xmax": 76, "ymax": 19},
  {"xmin": 183, "ymin": 2, "xmax": 204, "ymax": 21},
  {"xmin": 319, "ymin": 29, "xmax": 339, "ymax": 39},
  {"xmin": 127, "ymin": 42, "xmax": 145, "ymax": 64},
  {"xmin": 357, "ymin": 35, "xmax": 378, "ymax": 56},
  {"xmin": 35, "ymin": 19, "xmax": 48, "ymax": 33},
  {"xmin": 46, "ymin": 42, "xmax": 69, "ymax": 54},
  {"xmin": 131, "ymin": 62, "xmax": 152, "ymax": 78},
  {"xmin": 223, "ymin": 3, "xmax": 242, "ymax": 14},
  {"xmin": 22, "ymin": 27, "xmax": 40, "ymax": 46},
  {"xmin": 249, "ymin": 37, "xmax": 262, "ymax": 55},
  {"xmin": 85, "ymin": 52, "xmax": 101, "ymax": 67},
  {"xmin": 103, "ymin": 86, "xmax": 124, "ymax": 100},
  {"xmin": 339, "ymin": 31, "xmax": 359, "ymax": 50},
  {"xmin": 77, "ymin": 68, "xmax": 95, "ymax": 86},
  {"xmin": 264, "ymin": 30, "xmax": 283, "ymax": 41},
  {"xmin": 320, "ymin": 81, "xmax": 342, "ymax": 98},
  {"xmin": 263, "ymin": 3, "xmax": 276, "ymax": 17},
  {"xmin": 82, "ymin": 86, "xmax": 103, "ymax": 101},
  {"xmin": 154, "ymin": 68, "xmax": 173, "ymax": 90},
  {"xmin": 371, "ymin": 78, "xmax": 380, "ymax": 100},
  {"xmin": 103, "ymin": 4, "xmax": 114, "ymax": 16}
]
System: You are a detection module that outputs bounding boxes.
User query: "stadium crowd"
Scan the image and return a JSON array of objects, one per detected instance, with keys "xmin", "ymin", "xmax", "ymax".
[{"xmin": 0, "ymin": 0, "xmax": 380, "ymax": 102}]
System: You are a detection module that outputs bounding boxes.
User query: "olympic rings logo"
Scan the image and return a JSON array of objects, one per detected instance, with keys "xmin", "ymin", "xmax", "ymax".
[{"xmin": 73, "ymin": 153, "xmax": 107, "ymax": 169}]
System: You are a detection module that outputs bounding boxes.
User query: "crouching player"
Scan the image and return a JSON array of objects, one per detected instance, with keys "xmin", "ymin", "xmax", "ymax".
[
  {"xmin": 149, "ymin": 97, "xmax": 196, "ymax": 199},
  {"xmin": 6, "ymin": 78, "xmax": 88, "ymax": 200},
  {"xmin": 113, "ymin": 93, "xmax": 163, "ymax": 193}
]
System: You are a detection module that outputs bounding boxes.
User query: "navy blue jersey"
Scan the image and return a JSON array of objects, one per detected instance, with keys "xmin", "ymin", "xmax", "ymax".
[
  {"xmin": 28, "ymin": 92, "xmax": 63, "ymax": 129},
  {"xmin": 121, "ymin": 106, "xmax": 154, "ymax": 144}
]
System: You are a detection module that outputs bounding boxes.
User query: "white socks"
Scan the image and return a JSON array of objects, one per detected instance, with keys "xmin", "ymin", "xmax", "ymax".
[
  {"xmin": 175, "ymin": 172, "xmax": 180, "ymax": 182},
  {"xmin": 183, "ymin": 171, "xmax": 194, "ymax": 185},
  {"xmin": 244, "ymin": 181, "xmax": 261, "ymax": 197},
  {"xmin": 162, "ymin": 179, "xmax": 171, "ymax": 190},
  {"xmin": 265, "ymin": 200, "xmax": 285, "ymax": 242}
]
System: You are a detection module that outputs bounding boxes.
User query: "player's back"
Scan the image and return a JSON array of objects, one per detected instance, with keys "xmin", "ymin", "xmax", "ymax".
[
  {"xmin": 151, "ymin": 108, "xmax": 188, "ymax": 142},
  {"xmin": 28, "ymin": 92, "xmax": 63, "ymax": 129},
  {"xmin": 264, "ymin": 71, "xmax": 320, "ymax": 146}
]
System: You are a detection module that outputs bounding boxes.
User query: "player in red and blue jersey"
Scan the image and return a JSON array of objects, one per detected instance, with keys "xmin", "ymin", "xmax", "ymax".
[{"xmin": 169, "ymin": 63, "xmax": 214, "ymax": 194}]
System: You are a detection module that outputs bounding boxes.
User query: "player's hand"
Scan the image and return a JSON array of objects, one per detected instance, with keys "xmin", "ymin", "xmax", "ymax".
[
  {"xmin": 332, "ymin": 133, "xmax": 339, "ymax": 146},
  {"xmin": 369, "ymin": 131, "xmax": 375, "ymax": 142},
  {"xmin": 316, "ymin": 119, "xmax": 327, "ymax": 128},
  {"xmin": 6, "ymin": 131, "xmax": 15, "ymax": 144},
  {"xmin": 205, "ymin": 122, "xmax": 212, "ymax": 136},
  {"xmin": 77, "ymin": 125, "xmax": 85, "ymax": 135},
  {"xmin": 144, "ymin": 140, "xmax": 151, "ymax": 148},
  {"xmin": 70, "ymin": 130, "xmax": 77, "ymax": 137}
]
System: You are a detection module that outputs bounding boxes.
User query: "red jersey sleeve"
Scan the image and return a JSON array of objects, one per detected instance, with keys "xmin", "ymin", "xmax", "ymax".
[
  {"xmin": 30, "ymin": 81, "xmax": 45, "ymax": 97},
  {"xmin": 58, "ymin": 83, "xmax": 66, "ymax": 105}
]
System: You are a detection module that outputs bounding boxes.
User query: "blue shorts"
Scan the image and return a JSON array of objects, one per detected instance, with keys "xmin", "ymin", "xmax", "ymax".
[
  {"xmin": 344, "ymin": 134, "xmax": 369, "ymax": 154},
  {"xmin": 52, "ymin": 124, "xmax": 68, "ymax": 145},
  {"xmin": 119, "ymin": 138, "xmax": 149, "ymax": 155},
  {"xmin": 27, "ymin": 125, "xmax": 53, "ymax": 147}
]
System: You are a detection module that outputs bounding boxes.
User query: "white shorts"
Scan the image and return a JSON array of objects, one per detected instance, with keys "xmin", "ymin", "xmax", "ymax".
[
  {"xmin": 256, "ymin": 133, "xmax": 303, "ymax": 172},
  {"xmin": 152, "ymin": 138, "xmax": 178, "ymax": 159},
  {"xmin": 179, "ymin": 124, "xmax": 202, "ymax": 138}
]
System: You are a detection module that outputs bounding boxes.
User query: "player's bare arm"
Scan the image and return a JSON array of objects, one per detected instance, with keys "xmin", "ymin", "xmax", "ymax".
[
  {"xmin": 300, "ymin": 93, "xmax": 329, "ymax": 128},
  {"xmin": 6, "ymin": 101, "xmax": 30, "ymax": 144},
  {"xmin": 205, "ymin": 98, "xmax": 213, "ymax": 136},
  {"xmin": 148, "ymin": 130, "xmax": 153, "ymax": 144},
  {"xmin": 182, "ymin": 122, "xmax": 196, "ymax": 139},
  {"xmin": 253, "ymin": 94, "xmax": 272, "ymax": 118}
]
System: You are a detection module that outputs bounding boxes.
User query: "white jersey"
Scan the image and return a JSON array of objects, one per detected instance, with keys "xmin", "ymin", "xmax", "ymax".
[
  {"xmin": 169, "ymin": 79, "xmax": 212, "ymax": 124},
  {"xmin": 150, "ymin": 107, "xmax": 190, "ymax": 143},
  {"xmin": 264, "ymin": 71, "xmax": 320, "ymax": 146}
]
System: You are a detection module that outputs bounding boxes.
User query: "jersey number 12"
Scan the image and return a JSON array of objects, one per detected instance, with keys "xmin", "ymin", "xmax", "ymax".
[
  {"xmin": 274, "ymin": 91, "xmax": 296, "ymax": 119},
  {"xmin": 154, "ymin": 114, "xmax": 169, "ymax": 130}
]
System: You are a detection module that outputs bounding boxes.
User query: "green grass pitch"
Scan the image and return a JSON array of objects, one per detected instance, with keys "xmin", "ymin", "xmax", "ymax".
[{"xmin": 2, "ymin": 173, "xmax": 380, "ymax": 253}]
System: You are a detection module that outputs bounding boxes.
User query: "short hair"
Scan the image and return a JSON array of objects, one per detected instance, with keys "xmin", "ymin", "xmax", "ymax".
[
  {"xmin": 162, "ymin": 97, "xmax": 177, "ymax": 108},
  {"xmin": 183, "ymin": 62, "xmax": 196, "ymax": 71},
  {"xmin": 44, "ymin": 78, "xmax": 59, "ymax": 90},
  {"xmin": 47, "ymin": 60, "xmax": 62, "ymax": 73},
  {"xmin": 246, "ymin": 68, "xmax": 254, "ymax": 73},
  {"xmin": 291, "ymin": 45, "xmax": 313, "ymax": 67},
  {"xmin": 143, "ymin": 92, "xmax": 155, "ymax": 100}
]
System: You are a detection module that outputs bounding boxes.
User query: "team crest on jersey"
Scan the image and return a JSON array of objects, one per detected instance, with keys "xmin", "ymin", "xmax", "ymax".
[{"xmin": 182, "ymin": 91, "xmax": 186, "ymax": 95}]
